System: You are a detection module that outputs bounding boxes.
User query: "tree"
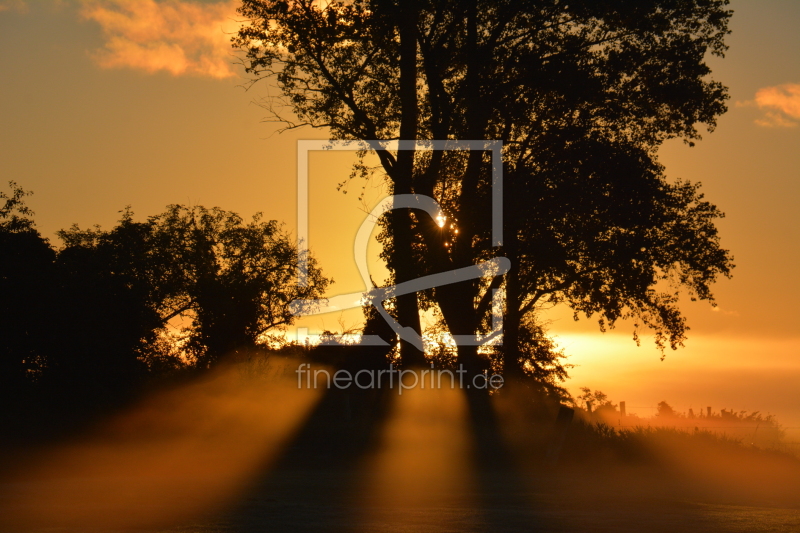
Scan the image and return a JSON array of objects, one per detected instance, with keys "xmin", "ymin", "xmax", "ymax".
[
  {"xmin": 234, "ymin": 0, "xmax": 734, "ymax": 378},
  {"xmin": 578, "ymin": 388, "xmax": 618, "ymax": 415},
  {"xmin": 53, "ymin": 213, "xmax": 167, "ymax": 385},
  {"xmin": 0, "ymin": 182, "xmax": 55, "ymax": 389},
  {"xmin": 148, "ymin": 205, "xmax": 332, "ymax": 366},
  {"xmin": 656, "ymin": 400, "xmax": 677, "ymax": 418},
  {"xmin": 58, "ymin": 205, "xmax": 331, "ymax": 369},
  {"xmin": 0, "ymin": 181, "xmax": 37, "ymax": 233},
  {"xmin": 1, "ymin": 188, "xmax": 330, "ymax": 394}
]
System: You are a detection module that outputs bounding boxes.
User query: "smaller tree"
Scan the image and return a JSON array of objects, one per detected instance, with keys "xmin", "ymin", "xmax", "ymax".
[
  {"xmin": 0, "ymin": 182, "xmax": 55, "ymax": 388},
  {"xmin": 149, "ymin": 205, "xmax": 331, "ymax": 366},
  {"xmin": 578, "ymin": 388, "xmax": 618, "ymax": 415},
  {"xmin": 656, "ymin": 400, "xmax": 677, "ymax": 418},
  {"xmin": 54, "ymin": 213, "xmax": 165, "ymax": 386},
  {"xmin": 0, "ymin": 181, "xmax": 36, "ymax": 233},
  {"xmin": 58, "ymin": 205, "xmax": 332, "ymax": 370}
]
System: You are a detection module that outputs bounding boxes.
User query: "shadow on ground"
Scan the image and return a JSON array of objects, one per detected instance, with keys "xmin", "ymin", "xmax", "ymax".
[{"xmin": 1, "ymin": 359, "xmax": 799, "ymax": 532}]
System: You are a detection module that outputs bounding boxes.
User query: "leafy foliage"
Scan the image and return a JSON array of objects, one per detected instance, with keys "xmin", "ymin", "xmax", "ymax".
[
  {"xmin": 58, "ymin": 205, "xmax": 331, "ymax": 368},
  {"xmin": 233, "ymin": 0, "xmax": 734, "ymax": 379},
  {"xmin": 1, "ymin": 192, "xmax": 330, "ymax": 393},
  {"xmin": 0, "ymin": 182, "xmax": 54, "ymax": 387},
  {"xmin": 0, "ymin": 181, "xmax": 37, "ymax": 233}
]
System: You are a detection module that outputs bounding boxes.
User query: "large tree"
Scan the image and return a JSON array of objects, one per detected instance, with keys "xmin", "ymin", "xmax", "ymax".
[{"xmin": 234, "ymin": 0, "xmax": 733, "ymax": 376}]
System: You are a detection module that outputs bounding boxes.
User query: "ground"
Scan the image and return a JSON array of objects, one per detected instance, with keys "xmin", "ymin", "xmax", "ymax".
[{"xmin": 1, "ymin": 364, "xmax": 798, "ymax": 532}]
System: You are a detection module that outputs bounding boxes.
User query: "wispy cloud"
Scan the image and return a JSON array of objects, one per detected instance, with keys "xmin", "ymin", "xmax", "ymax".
[
  {"xmin": 80, "ymin": 0, "xmax": 241, "ymax": 79},
  {"xmin": 741, "ymin": 83, "xmax": 800, "ymax": 128},
  {"xmin": 0, "ymin": 0, "xmax": 29, "ymax": 13},
  {"xmin": 711, "ymin": 305, "xmax": 739, "ymax": 317}
]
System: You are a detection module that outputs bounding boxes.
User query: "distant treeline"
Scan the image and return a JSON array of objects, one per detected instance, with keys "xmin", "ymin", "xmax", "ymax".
[
  {"xmin": 575, "ymin": 388, "xmax": 786, "ymax": 449},
  {"xmin": 0, "ymin": 182, "xmax": 330, "ymax": 398}
]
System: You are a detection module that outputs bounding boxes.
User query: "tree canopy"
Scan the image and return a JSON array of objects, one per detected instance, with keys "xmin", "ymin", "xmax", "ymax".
[
  {"xmin": 235, "ymin": 0, "xmax": 733, "ymax": 377},
  {"xmin": 0, "ymin": 191, "xmax": 330, "ymax": 393},
  {"xmin": 0, "ymin": 182, "xmax": 55, "ymax": 387},
  {"xmin": 57, "ymin": 205, "xmax": 331, "ymax": 369}
]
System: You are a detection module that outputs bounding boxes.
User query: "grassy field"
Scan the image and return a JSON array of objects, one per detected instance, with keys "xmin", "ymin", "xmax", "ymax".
[{"xmin": 1, "ymin": 357, "xmax": 798, "ymax": 532}]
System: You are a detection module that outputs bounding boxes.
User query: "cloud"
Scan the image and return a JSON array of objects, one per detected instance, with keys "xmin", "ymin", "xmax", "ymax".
[
  {"xmin": 0, "ymin": 0, "xmax": 29, "ymax": 13},
  {"xmin": 744, "ymin": 83, "xmax": 800, "ymax": 128},
  {"xmin": 81, "ymin": 0, "xmax": 241, "ymax": 79},
  {"xmin": 711, "ymin": 305, "xmax": 739, "ymax": 317}
]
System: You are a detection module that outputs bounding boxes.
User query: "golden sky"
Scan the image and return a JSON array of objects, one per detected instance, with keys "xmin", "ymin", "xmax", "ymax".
[{"xmin": 1, "ymin": 0, "xmax": 798, "ymax": 431}]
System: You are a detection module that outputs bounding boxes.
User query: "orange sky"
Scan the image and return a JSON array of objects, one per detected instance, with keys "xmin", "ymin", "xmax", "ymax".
[{"xmin": 1, "ymin": 1, "xmax": 798, "ymax": 432}]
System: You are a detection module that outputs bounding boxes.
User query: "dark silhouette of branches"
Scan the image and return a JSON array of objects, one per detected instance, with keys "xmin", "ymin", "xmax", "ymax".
[
  {"xmin": 234, "ymin": 0, "xmax": 734, "ymax": 386},
  {"xmin": 0, "ymin": 191, "xmax": 331, "ymax": 402}
]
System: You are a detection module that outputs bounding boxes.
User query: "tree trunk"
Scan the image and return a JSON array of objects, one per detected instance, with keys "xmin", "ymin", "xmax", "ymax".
[
  {"xmin": 391, "ymin": 0, "xmax": 425, "ymax": 367},
  {"xmin": 503, "ymin": 270, "xmax": 524, "ymax": 379}
]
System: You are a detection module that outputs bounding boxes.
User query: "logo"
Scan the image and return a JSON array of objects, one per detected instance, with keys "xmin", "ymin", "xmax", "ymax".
[{"xmin": 289, "ymin": 140, "xmax": 507, "ymax": 349}]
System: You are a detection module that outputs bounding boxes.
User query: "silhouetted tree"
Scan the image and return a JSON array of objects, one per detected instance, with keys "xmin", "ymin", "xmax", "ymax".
[
  {"xmin": 577, "ymin": 388, "xmax": 618, "ymax": 416},
  {"xmin": 234, "ymin": 0, "xmax": 734, "ymax": 379},
  {"xmin": 1, "ymin": 187, "xmax": 330, "ymax": 409},
  {"xmin": 53, "ymin": 213, "xmax": 163, "ymax": 388},
  {"xmin": 58, "ymin": 205, "xmax": 331, "ymax": 369},
  {"xmin": 147, "ymin": 205, "xmax": 331, "ymax": 366},
  {"xmin": 656, "ymin": 400, "xmax": 677, "ymax": 418},
  {"xmin": 0, "ymin": 182, "xmax": 55, "ymax": 390}
]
